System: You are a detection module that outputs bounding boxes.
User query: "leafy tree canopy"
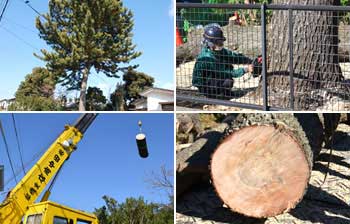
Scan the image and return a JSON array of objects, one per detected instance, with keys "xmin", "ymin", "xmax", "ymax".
[
  {"xmin": 123, "ymin": 69, "xmax": 154, "ymax": 103},
  {"xmin": 9, "ymin": 67, "xmax": 61, "ymax": 111},
  {"xmin": 35, "ymin": 0, "xmax": 141, "ymax": 110},
  {"xmin": 86, "ymin": 87, "xmax": 107, "ymax": 111},
  {"xmin": 94, "ymin": 196, "xmax": 173, "ymax": 224}
]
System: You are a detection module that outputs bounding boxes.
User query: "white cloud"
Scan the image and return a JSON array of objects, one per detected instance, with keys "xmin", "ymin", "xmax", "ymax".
[{"xmin": 169, "ymin": 0, "xmax": 175, "ymax": 17}]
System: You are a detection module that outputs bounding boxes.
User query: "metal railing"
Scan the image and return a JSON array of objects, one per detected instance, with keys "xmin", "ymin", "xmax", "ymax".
[{"xmin": 176, "ymin": 3, "xmax": 350, "ymax": 111}]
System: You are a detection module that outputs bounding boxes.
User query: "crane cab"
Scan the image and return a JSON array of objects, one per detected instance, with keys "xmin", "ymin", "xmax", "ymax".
[{"xmin": 23, "ymin": 201, "xmax": 98, "ymax": 224}]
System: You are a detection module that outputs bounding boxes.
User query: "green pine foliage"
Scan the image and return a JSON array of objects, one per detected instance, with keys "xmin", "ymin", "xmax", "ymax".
[
  {"xmin": 86, "ymin": 87, "xmax": 107, "ymax": 111},
  {"xmin": 35, "ymin": 0, "xmax": 141, "ymax": 110},
  {"xmin": 123, "ymin": 70, "xmax": 155, "ymax": 103},
  {"xmin": 107, "ymin": 82, "xmax": 126, "ymax": 111},
  {"xmin": 108, "ymin": 70, "xmax": 154, "ymax": 110},
  {"xmin": 9, "ymin": 67, "xmax": 62, "ymax": 111}
]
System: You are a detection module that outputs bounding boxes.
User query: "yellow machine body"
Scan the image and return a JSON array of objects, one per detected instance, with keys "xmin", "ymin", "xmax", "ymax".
[
  {"xmin": 0, "ymin": 124, "xmax": 98, "ymax": 224},
  {"xmin": 23, "ymin": 201, "xmax": 98, "ymax": 224}
]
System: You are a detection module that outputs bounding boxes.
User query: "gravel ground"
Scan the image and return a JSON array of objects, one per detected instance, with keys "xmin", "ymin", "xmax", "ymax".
[
  {"xmin": 176, "ymin": 62, "xmax": 350, "ymax": 111},
  {"xmin": 176, "ymin": 124, "xmax": 350, "ymax": 224}
]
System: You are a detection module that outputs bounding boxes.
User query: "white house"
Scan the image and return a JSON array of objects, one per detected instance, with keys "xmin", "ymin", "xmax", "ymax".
[
  {"xmin": 139, "ymin": 87, "xmax": 174, "ymax": 111},
  {"xmin": 0, "ymin": 98, "xmax": 15, "ymax": 111},
  {"xmin": 132, "ymin": 98, "xmax": 147, "ymax": 111}
]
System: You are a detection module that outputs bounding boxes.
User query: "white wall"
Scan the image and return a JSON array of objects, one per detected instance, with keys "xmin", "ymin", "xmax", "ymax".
[
  {"xmin": 135, "ymin": 101, "xmax": 147, "ymax": 110},
  {"xmin": 0, "ymin": 101, "xmax": 10, "ymax": 110},
  {"xmin": 147, "ymin": 92, "xmax": 173, "ymax": 111}
]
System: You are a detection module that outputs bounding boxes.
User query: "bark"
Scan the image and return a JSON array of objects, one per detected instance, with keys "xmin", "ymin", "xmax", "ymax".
[
  {"xmin": 79, "ymin": 67, "xmax": 90, "ymax": 111},
  {"xmin": 261, "ymin": 0, "xmax": 348, "ymax": 110}
]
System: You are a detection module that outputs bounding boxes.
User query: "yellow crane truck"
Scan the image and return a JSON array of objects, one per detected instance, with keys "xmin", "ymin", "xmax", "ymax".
[{"xmin": 0, "ymin": 114, "xmax": 99, "ymax": 224}]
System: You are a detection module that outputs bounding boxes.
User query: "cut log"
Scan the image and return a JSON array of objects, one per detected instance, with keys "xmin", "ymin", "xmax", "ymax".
[
  {"xmin": 212, "ymin": 125, "xmax": 311, "ymax": 218},
  {"xmin": 210, "ymin": 113, "xmax": 339, "ymax": 218},
  {"xmin": 176, "ymin": 114, "xmax": 340, "ymax": 209},
  {"xmin": 176, "ymin": 123, "xmax": 228, "ymax": 196}
]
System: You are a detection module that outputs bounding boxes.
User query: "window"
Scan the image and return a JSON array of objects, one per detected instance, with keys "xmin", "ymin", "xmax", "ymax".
[
  {"xmin": 26, "ymin": 214, "xmax": 42, "ymax": 224},
  {"xmin": 53, "ymin": 217, "xmax": 68, "ymax": 224},
  {"xmin": 77, "ymin": 220, "xmax": 92, "ymax": 224}
]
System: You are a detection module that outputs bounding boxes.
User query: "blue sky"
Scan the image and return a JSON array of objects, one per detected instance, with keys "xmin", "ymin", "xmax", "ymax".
[
  {"xmin": 0, "ymin": 113, "xmax": 174, "ymax": 213},
  {"xmin": 0, "ymin": 0, "xmax": 174, "ymax": 99}
]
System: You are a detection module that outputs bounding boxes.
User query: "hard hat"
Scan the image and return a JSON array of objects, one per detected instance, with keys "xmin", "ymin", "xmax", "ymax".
[{"xmin": 203, "ymin": 24, "xmax": 226, "ymax": 47}]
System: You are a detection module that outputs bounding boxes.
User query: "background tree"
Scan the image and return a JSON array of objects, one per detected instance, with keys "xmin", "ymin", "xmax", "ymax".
[
  {"xmin": 260, "ymin": 0, "xmax": 349, "ymax": 109},
  {"xmin": 123, "ymin": 69, "xmax": 155, "ymax": 105},
  {"xmin": 94, "ymin": 195, "xmax": 173, "ymax": 224},
  {"xmin": 35, "ymin": 0, "xmax": 141, "ymax": 111},
  {"xmin": 107, "ymin": 70, "xmax": 154, "ymax": 111},
  {"xmin": 145, "ymin": 165, "xmax": 174, "ymax": 209},
  {"xmin": 108, "ymin": 82, "xmax": 126, "ymax": 111},
  {"xmin": 94, "ymin": 206, "xmax": 109, "ymax": 224},
  {"xmin": 86, "ymin": 87, "xmax": 107, "ymax": 111},
  {"xmin": 9, "ymin": 67, "xmax": 61, "ymax": 111}
]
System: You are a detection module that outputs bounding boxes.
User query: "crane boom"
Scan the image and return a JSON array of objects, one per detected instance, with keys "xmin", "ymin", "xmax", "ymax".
[{"xmin": 0, "ymin": 114, "xmax": 97, "ymax": 224}]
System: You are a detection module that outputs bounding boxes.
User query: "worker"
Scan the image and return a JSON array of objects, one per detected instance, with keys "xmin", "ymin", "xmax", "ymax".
[{"xmin": 192, "ymin": 23, "xmax": 254, "ymax": 100}]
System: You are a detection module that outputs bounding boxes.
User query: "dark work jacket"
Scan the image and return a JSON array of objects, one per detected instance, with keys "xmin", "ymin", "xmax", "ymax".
[{"xmin": 192, "ymin": 47, "xmax": 252, "ymax": 87}]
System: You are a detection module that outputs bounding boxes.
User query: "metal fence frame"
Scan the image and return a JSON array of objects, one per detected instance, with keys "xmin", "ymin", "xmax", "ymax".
[{"xmin": 176, "ymin": 3, "xmax": 350, "ymax": 111}]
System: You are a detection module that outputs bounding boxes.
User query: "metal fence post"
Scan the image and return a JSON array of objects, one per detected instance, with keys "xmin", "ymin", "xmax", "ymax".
[
  {"xmin": 288, "ymin": 9, "xmax": 295, "ymax": 110},
  {"xmin": 261, "ymin": 3, "xmax": 269, "ymax": 111}
]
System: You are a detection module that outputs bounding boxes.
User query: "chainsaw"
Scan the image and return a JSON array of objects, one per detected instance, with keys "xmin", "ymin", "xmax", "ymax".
[{"xmin": 252, "ymin": 55, "xmax": 263, "ymax": 78}]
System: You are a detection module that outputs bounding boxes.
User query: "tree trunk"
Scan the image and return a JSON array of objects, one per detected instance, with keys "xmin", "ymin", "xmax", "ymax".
[
  {"xmin": 210, "ymin": 113, "xmax": 339, "ymax": 218},
  {"xmin": 260, "ymin": 0, "xmax": 347, "ymax": 110},
  {"xmin": 79, "ymin": 67, "xmax": 90, "ymax": 111}
]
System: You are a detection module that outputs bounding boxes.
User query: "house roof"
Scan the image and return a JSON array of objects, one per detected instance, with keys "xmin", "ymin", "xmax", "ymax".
[
  {"xmin": 132, "ymin": 98, "xmax": 147, "ymax": 106},
  {"xmin": 139, "ymin": 87, "xmax": 174, "ymax": 97},
  {"xmin": 0, "ymin": 98, "xmax": 15, "ymax": 103},
  {"xmin": 159, "ymin": 102, "xmax": 174, "ymax": 105}
]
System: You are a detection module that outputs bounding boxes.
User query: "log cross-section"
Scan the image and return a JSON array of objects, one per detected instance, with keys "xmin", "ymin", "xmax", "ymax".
[
  {"xmin": 177, "ymin": 113, "xmax": 340, "ymax": 217},
  {"xmin": 211, "ymin": 125, "xmax": 310, "ymax": 218}
]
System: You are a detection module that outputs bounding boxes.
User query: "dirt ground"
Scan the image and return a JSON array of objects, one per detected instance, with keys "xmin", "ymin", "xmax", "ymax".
[{"xmin": 176, "ymin": 123, "xmax": 350, "ymax": 224}]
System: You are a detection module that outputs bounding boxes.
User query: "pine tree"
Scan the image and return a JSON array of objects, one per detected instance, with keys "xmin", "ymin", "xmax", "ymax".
[
  {"xmin": 86, "ymin": 87, "xmax": 107, "ymax": 111},
  {"xmin": 109, "ymin": 82, "xmax": 126, "ymax": 111},
  {"xmin": 123, "ymin": 69, "xmax": 154, "ymax": 104},
  {"xmin": 9, "ymin": 67, "xmax": 61, "ymax": 111},
  {"xmin": 35, "ymin": 0, "xmax": 141, "ymax": 111},
  {"xmin": 108, "ymin": 70, "xmax": 154, "ymax": 110}
]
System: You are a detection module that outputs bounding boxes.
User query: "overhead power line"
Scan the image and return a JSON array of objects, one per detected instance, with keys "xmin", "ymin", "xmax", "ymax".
[
  {"xmin": 3, "ymin": 16, "xmax": 37, "ymax": 34},
  {"xmin": 0, "ymin": 0, "xmax": 10, "ymax": 25},
  {"xmin": 0, "ymin": 25, "xmax": 39, "ymax": 50},
  {"xmin": 3, "ymin": 143, "xmax": 47, "ymax": 188},
  {"xmin": 20, "ymin": 0, "xmax": 45, "ymax": 19},
  {"xmin": 11, "ymin": 114, "xmax": 26, "ymax": 175},
  {"xmin": 0, "ymin": 120, "xmax": 18, "ymax": 184}
]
